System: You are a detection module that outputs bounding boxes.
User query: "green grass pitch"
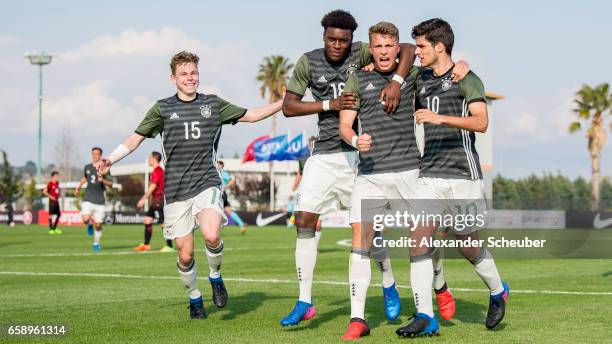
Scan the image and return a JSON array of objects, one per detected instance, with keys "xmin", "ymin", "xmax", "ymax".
[{"xmin": 0, "ymin": 224, "xmax": 611, "ymax": 343}]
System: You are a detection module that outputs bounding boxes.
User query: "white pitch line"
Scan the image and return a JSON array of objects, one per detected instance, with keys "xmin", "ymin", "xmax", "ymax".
[
  {"xmin": 0, "ymin": 247, "xmax": 276, "ymax": 258},
  {"xmin": 1, "ymin": 271, "xmax": 611, "ymax": 296}
]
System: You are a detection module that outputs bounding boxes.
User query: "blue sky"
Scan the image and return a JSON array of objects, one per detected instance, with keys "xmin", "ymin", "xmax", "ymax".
[{"xmin": 1, "ymin": 0, "xmax": 610, "ymax": 179}]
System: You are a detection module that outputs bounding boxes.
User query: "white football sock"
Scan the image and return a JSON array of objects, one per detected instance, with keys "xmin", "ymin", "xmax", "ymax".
[
  {"xmin": 315, "ymin": 231, "xmax": 322, "ymax": 246},
  {"xmin": 432, "ymin": 248, "xmax": 446, "ymax": 290},
  {"xmin": 371, "ymin": 246, "xmax": 395, "ymax": 288},
  {"xmin": 93, "ymin": 229, "xmax": 102, "ymax": 245},
  {"xmin": 205, "ymin": 241, "xmax": 224, "ymax": 279},
  {"xmin": 296, "ymin": 236, "xmax": 317, "ymax": 303},
  {"xmin": 177, "ymin": 259, "xmax": 201, "ymax": 300},
  {"xmin": 349, "ymin": 249, "xmax": 371, "ymax": 320},
  {"xmin": 411, "ymin": 258, "xmax": 434, "ymax": 317},
  {"xmin": 472, "ymin": 249, "xmax": 504, "ymax": 295}
]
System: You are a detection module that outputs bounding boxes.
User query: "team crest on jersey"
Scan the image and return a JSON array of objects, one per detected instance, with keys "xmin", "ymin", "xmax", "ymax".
[
  {"xmin": 441, "ymin": 78, "xmax": 453, "ymax": 92},
  {"xmin": 345, "ymin": 63, "xmax": 358, "ymax": 76},
  {"xmin": 200, "ymin": 104, "xmax": 212, "ymax": 118},
  {"xmin": 419, "ymin": 86, "xmax": 426, "ymax": 95}
]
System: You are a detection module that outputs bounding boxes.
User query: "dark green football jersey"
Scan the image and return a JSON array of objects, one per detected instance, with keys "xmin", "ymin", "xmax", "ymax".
[
  {"xmin": 83, "ymin": 163, "xmax": 111, "ymax": 205},
  {"xmin": 286, "ymin": 42, "xmax": 373, "ymax": 155},
  {"xmin": 415, "ymin": 67, "xmax": 486, "ymax": 180},
  {"xmin": 135, "ymin": 93, "xmax": 246, "ymax": 203},
  {"xmin": 344, "ymin": 67, "xmax": 421, "ymax": 175}
]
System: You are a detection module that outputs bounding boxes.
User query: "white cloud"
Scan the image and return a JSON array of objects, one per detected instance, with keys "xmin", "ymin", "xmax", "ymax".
[
  {"xmin": 0, "ymin": 33, "xmax": 20, "ymax": 46},
  {"xmin": 493, "ymin": 87, "xmax": 579, "ymax": 147},
  {"xmin": 43, "ymin": 80, "xmax": 152, "ymax": 137},
  {"xmin": 62, "ymin": 27, "xmax": 207, "ymax": 60}
]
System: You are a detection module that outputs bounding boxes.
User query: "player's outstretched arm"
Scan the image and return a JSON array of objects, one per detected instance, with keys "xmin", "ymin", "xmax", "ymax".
[
  {"xmin": 98, "ymin": 133, "xmax": 146, "ymax": 175},
  {"xmin": 414, "ymin": 102, "xmax": 488, "ymax": 133},
  {"xmin": 238, "ymin": 100, "xmax": 283, "ymax": 123},
  {"xmin": 283, "ymin": 92, "xmax": 357, "ymax": 117},
  {"xmin": 74, "ymin": 176, "xmax": 87, "ymax": 196},
  {"xmin": 137, "ymin": 183, "xmax": 156, "ymax": 209}
]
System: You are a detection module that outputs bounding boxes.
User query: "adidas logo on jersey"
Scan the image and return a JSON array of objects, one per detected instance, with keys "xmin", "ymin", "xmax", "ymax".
[
  {"xmin": 170, "ymin": 112, "xmax": 179, "ymax": 119},
  {"xmin": 317, "ymin": 75, "xmax": 327, "ymax": 83},
  {"xmin": 365, "ymin": 82, "xmax": 376, "ymax": 91}
]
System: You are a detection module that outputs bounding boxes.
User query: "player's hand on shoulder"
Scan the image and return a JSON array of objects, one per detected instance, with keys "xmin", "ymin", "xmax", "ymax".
[
  {"xmin": 332, "ymin": 93, "xmax": 357, "ymax": 111},
  {"xmin": 357, "ymin": 133, "xmax": 372, "ymax": 152},
  {"xmin": 415, "ymin": 109, "xmax": 442, "ymax": 125},
  {"xmin": 361, "ymin": 63, "xmax": 375, "ymax": 72},
  {"xmin": 380, "ymin": 82, "xmax": 401, "ymax": 114},
  {"xmin": 451, "ymin": 60, "xmax": 470, "ymax": 83}
]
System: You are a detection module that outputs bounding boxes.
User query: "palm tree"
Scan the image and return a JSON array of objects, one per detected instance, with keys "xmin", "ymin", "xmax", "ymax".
[
  {"xmin": 256, "ymin": 55, "xmax": 293, "ymax": 210},
  {"xmin": 569, "ymin": 83, "xmax": 612, "ymax": 211}
]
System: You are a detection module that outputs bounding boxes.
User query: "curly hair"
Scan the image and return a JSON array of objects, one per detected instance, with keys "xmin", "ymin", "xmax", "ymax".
[
  {"xmin": 321, "ymin": 9, "xmax": 358, "ymax": 32},
  {"xmin": 411, "ymin": 18, "xmax": 454, "ymax": 54},
  {"xmin": 170, "ymin": 51, "xmax": 199, "ymax": 75}
]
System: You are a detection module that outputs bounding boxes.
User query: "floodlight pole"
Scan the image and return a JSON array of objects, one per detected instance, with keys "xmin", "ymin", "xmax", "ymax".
[{"xmin": 26, "ymin": 53, "xmax": 53, "ymax": 183}]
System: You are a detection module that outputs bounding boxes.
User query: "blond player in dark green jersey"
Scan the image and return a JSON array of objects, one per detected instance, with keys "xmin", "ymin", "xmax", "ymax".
[{"xmin": 98, "ymin": 51, "xmax": 282, "ymax": 320}]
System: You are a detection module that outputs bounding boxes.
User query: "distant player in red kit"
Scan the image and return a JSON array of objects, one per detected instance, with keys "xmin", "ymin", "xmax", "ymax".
[
  {"xmin": 43, "ymin": 171, "xmax": 62, "ymax": 235},
  {"xmin": 134, "ymin": 151, "xmax": 173, "ymax": 252}
]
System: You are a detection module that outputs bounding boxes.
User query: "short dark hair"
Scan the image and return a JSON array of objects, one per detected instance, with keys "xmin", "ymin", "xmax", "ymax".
[
  {"xmin": 412, "ymin": 18, "xmax": 454, "ymax": 54},
  {"xmin": 51, "ymin": 171, "xmax": 59, "ymax": 177},
  {"xmin": 321, "ymin": 9, "xmax": 358, "ymax": 33},
  {"xmin": 92, "ymin": 147, "xmax": 103, "ymax": 154},
  {"xmin": 218, "ymin": 160, "xmax": 225, "ymax": 167},
  {"xmin": 151, "ymin": 151, "xmax": 162, "ymax": 162}
]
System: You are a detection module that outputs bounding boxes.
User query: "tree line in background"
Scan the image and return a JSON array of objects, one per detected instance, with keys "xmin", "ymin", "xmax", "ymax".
[{"xmin": 493, "ymin": 174, "xmax": 612, "ymax": 211}]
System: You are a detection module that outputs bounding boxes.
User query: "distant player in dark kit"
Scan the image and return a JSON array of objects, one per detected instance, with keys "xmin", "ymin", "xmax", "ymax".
[
  {"xmin": 97, "ymin": 51, "xmax": 282, "ymax": 320},
  {"xmin": 75, "ymin": 147, "xmax": 113, "ymax": 252},
  {"xmin": 134, "ymin": 151, "xmax": 174, "ymax": 252},
  {"xmin": 5, "ymin": 196, "xmax": 15, "ymax": 227},
  {"xmin": 43, "ymin": 171, "xmax": 62, "ymax": 235}
]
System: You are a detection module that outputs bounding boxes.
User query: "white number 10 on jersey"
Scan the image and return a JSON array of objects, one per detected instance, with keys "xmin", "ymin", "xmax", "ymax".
[{"xmin": 426, "ymin": 96, "xmax": 440, "ymax": 113}]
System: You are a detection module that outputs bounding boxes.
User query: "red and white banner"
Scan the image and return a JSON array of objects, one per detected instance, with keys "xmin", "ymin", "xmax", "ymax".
[
  {"xmin": 38, "ymin": 210, "xmax": 84, "ymax": 226},
  {"xmin": 0, "ymin": 211, "xmax": 34, "ymax": 225}
]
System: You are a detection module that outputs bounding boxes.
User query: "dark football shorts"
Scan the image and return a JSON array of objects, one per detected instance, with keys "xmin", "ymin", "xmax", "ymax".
[
  {"xmin": 49, "ymin": 201, "xmax": 61, "ymax": 215},
  {"xmin": 145, "ymin": 200, "xmax": 165, "ymax": 224},
  {"xmin": 222, "ymin": 191, "xmax": 230, "ymax": 208}
]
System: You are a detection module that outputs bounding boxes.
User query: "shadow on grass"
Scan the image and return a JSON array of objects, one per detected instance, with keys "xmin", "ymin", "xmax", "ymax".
[
  {"xmin": 103, "ymin": 245, "xmax": 141, "ymax": 250},
  {"xmin": 284, "ymin": 288, "xmax": 491, "ymax": 333},
  {"xmin": 284, "ymin": 298, "xmax": 350, "ymax": 332},
  {"xmin": 215, "ymin": 291, "xmax": 289, "ymax": 321},
  {"xmin": 317, "ymin": 247, "xmax": 345, "ymax": 254},
  {"xmin": 603, "ymin": 271, "xmax": 612, "ymax": 277}
]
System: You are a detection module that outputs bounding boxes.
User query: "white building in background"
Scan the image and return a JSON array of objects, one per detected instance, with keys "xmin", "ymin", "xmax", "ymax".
[{"xmin": 477, "ymin": 92, "xmax": 504, "ymax": 200}]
